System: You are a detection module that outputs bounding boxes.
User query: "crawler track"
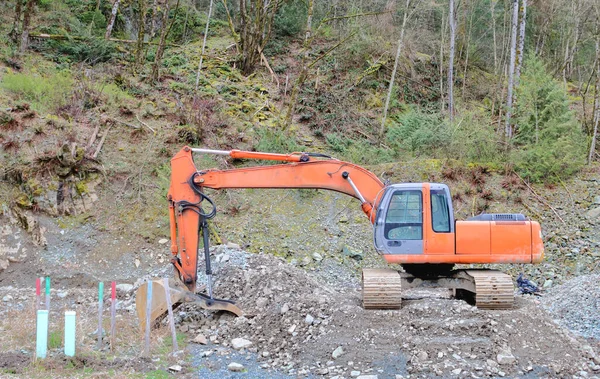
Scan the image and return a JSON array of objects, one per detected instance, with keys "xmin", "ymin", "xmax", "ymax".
[
  {"xmin": 362, "ymin": 268, "xmax": 403, "ymax": 309},
  {"xmin": 361, "ymin": 268, "xmax": 514, "ymax": 310}
]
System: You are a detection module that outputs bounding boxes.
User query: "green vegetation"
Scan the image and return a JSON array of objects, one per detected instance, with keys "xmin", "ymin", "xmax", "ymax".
[
  {"xmin": 0, "ymin": 71, "xmax": 73, "ymax": 113},
  {"xmin": 510, "ymin": 57, "xmax": 587, "ymax": 182}
]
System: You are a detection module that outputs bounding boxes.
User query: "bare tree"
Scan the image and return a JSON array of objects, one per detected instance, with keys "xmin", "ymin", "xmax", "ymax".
[
  {"xmin": 151, "ymin": 0, "xmax": 180, "ymax": 81},
  {"xmin": 515, "ymin": 0, "xmax": 527, "ymax": 84},
  {"xmin": 504, "ymin": 0, "xmax": 519, "ymax": 139},
  {"xmin": 19, "ymin": 0, "xmax": 36, "ymax": 53},
  {"xmin": 379, "ymin": 0, "xmax": 412, "ymax": 143},
  {"xmin": 238, "ymin": 0, "xmax": 282, "ymax": 75},
  {"xmin": 10, "ymin": 0, "xmax": 24, "ymax": 41},
  {"xmin": 134, "ymin": 0, "xmax": 147, "ymax": 71},
  {"xmin": 195, "ymin": 0, "xmax": 215, "ymax": 90},
  {"xmin": 105, "ymin": 0, "xmax": 121, "ymax": 39},
  {"xmin": 448, "ymin": 0, "xmax": 456, "ymax": 121},
  {"xmin": 491, "ymin": 0, "xmax": 498, "ymax": 74}
]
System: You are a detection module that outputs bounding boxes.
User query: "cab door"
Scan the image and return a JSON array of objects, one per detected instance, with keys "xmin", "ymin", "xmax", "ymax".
[{"xmin": 373, "ymin": 184, "xmax": 424, "ymax": 255}]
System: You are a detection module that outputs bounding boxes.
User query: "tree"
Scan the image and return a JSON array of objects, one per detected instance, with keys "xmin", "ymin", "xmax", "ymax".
[
  {"xmin": 512, "ymin": 56, "xmax": 586, "ymax": 181},
  {"xmin": 589, "ymin": 28, "xmax": 600, "ymax": 163},
  {"xmin": 447, "ymin": 0, "xmax": 456, "ymax": 121},
  {"xmin": 379, "ymin": 0, "xmax": 412, "ymax": 143},
  {"xmin": 10, "ymin": 0, "xmax": 24, "ymax": 42},
  {"xmin": 195, "ymin": 0, "xmax": 215, "ymax": 90},
  {"xmin": 19, "ymin": 0, "xmax": 37, "ymax": 53},
  {"xmin": 105, "ymin": 0, "xmax": 121, "ymax": 39},
  {"xmin": 134, "ymin": 0, "xmax": 147, "ymax": 71},
  {"xmin": 237, "ymin": 0, "xmax": 282, "ymax": 75},
  {"xmin": 515, "ymin": 0, "xmax": 527, "ymax": 84},
  {"xmin": 151, "ymin": 0, "xmax": 180, "ymax": 81},
  {"xmin": 504, "ymin": 0, "xmax": 519, "ymax": 138}
]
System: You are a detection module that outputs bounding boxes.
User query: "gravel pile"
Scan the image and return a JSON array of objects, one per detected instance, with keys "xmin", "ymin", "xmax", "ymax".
[{"xmin": 541, "ymin": 274, "xmax": 600, "ymax": 339}]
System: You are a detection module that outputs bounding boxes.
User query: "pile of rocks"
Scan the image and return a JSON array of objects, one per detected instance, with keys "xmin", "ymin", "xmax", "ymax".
[{"xmin": 542, "ymin": 274, "xmax": 600, "ymax": 339}]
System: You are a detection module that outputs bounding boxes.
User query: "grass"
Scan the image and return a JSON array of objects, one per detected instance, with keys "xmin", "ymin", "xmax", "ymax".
[{"xmin": 0, "ymin": 71, "xmax": 74, "ymax": 113}]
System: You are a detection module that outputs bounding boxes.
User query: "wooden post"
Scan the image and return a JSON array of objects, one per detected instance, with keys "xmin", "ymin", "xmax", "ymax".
[{"xmin": 163, "ymin": 278, "xmax": 178, "ymax": 352}]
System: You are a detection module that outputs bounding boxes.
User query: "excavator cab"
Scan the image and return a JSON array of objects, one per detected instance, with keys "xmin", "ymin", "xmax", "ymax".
[{"xmin": 374, "ymin": 183, "xmax": 455, "ymax": 256}]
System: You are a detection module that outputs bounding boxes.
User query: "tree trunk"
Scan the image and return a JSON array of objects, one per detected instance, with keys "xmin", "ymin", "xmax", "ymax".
[
  {"xmin": 195, "ymin": 0, "xmax": 214, "ymax": 90},
  {"xmin": 589, "ymin": 37, "xmax": 600, "ymax": 163},
  {"xmin": 10, "ymin": 0, "xmax": 24, "ymax": 41},
  {"xmin": 284, "ymin": 0, "xmax": 314, "ymax": 127},
  {"xmin": 504, "ymin": 0, "xmax": 519, "ymax": 139},
  {"xmin": 151, "ymin": 0, "xmax": 159, "ymax": 37},
  {"xmin": 379, "ymin": 0, "xmax": 411, "ymax": 143},
  {"xmin": 134, "ymin": 0, "xmax": 147, "ymax": 71},
  {"xmin": 238, "ymin": 0, "xmax": 281, "ymax": 75},
  {"xmin": 491, "ymin": 0, "xmax": 498, "ymax": 74},
  {"xmin": 440, "ymin": 7, "xmax": 445, "ymax": 112},
  {"xmin": 105, "ymin": 0, "xmax": 121, "ymax": 39},
  {"xmin": 462, "ymin": 1, "xmax": 475, "ymax": 97},
  {"xmin": 151, "ymin": 0, "xmax": 180, "ymax": 81},
  {"xmin": 447, "ymin": 0, "xmax": 456, "ymax": 121},
  {"xmin": 515, "ymin": 0, "xmax": 526, "ymax": 85},
  {"xmin": 19, "ymin": 0, "xmax": 36, "ymax": 53}
]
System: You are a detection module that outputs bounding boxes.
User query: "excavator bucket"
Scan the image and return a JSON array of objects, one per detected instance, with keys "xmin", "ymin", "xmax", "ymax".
[{"xmin": 135, "ymin": 280, "xmax": 242, "ymax": 332}]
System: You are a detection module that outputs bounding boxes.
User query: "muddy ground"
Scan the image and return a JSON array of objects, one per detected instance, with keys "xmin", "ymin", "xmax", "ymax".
[{"xmin": 1, "ymin": 245, "xmax": 599, "ymax": 378}]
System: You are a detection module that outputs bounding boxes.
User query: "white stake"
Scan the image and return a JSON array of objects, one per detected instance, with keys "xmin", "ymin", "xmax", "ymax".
[
  {"xmin": 36, "ymin": 310, "xmax": 49, "ymax": 359},
  {"xmin": 64, "ymin": 311, "xmax": 76, "ymax": 357},
  {"xmin": 144, "ymin": 280, "xmax": 153, "ymax": 356}
]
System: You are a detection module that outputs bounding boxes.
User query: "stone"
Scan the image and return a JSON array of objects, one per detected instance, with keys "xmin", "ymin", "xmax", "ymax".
[
  {"xmin": 496, "ymin": 349, "xmax": 516, "ymax": 365},
  {"xmin": 280, "ymin": 303, "xmax": 289, "ymax": 314},
  {"xmin": 594, "ymin": 196, "xmax": 600, "ymax": 205},
  {"xmin": 300, "ymin": 256, "xmax": 312, "ymax": 266},
  {"xmin": 312, "ymin": 252, "xmax": 323, "ymax": 262},
  {"xmin": 0, "ymin": 259, "xmax": 9, "ymax": 271},
  {"xmin": 452, "ymin": 368, "xmax": 462, "ymax": 375},
  {"xmin": 356, "ymin": 375, "xmax": 379, "ymax": 379},
  {"xmin": 417, "ymin": 351, "xmax": 428, "ymax": 361},
  {"xmin": 543, "ymin": 279, "xmax": 553, "ymax": 288},
  {"xmin": 316, "ymin": 368, "xmax": 329, "ymax": 375},
  {"xmin": 305, "ymin": 314, "xmax": 315, "ymax": 325},
  {"xmin": 228, "ymin": 362, "xmax": 245, "ymax": 372},
  {"xmin": 168, "ymin": 365, "xmax": 182, "ymax": 372},
  {"xmin": 332, "ymin": 346, "xmax": 344, "ymax": 359},
  {"xmin": 193, "ymin": 334, "xmax": 207, "ymax": 344},
  {"xmin": 586, "ymin": 207, "xmax": 600, "ymax": 219},
  {"xmin": 57, "ymin": 291, "xmax": 68, "ymax": 299},
  {"xmin": 158, "ymin": 238, "xmax": 169, "ymax": 244},
  {"xmin": 231, "ymin": 338, "xmax": 252, "ymax": 350},
  {"xmin": 116, "ymin": 283, "xmax": 134, "ymax": 293},
  {"xmin": 2, "ymin": 295, "xmax": 13, "ymax": 302},
  {"xmin": 342, "ymin": 245, "xmax": 364, "ymax": 260},
  {"xmin": 226, "ymin": 242, "xmax": 241, "ymax": 249},
  {"xmin": 351, "ymin": 371, "xmax": 361, "ymax": 377}
]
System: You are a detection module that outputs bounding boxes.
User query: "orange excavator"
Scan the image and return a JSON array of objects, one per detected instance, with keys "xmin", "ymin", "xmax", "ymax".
[{"xmin": 136, "ymin": 146, "xmax": 544, "ymax": 326}]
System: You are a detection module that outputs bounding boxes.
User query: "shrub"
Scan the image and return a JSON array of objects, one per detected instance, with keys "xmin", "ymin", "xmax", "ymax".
[
  {"xmin": 510, "ymin": 56, "xmax": 586, "ymax": 182},
  {"xmin": 448, "ymin": 110, "xmax": 504, "ymax": 164},
  {"xmin": 274, "ymin": 1, "xmax": 308, "ymax": 37},
  {"xmin": 386, "ymin": 109, "xmax": 449, "ymax": 156},
  {"xmin": 255, "ymin": 128, "xmax": 302, "ymax": 154}
]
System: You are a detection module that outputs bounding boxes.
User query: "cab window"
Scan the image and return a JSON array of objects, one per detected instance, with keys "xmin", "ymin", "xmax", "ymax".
[
  {"xmin": 384, "ymin": 190, "xmax": 422, "ymax": 240},
  {"xmin": 431, "ymin": 189, "xmax": 451, "ymax": 232}
]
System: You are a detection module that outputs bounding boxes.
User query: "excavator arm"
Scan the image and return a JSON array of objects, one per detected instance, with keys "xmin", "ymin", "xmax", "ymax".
[{"xmin": 168, "ymin": 146, "xmax": 386, "ymax": 290}]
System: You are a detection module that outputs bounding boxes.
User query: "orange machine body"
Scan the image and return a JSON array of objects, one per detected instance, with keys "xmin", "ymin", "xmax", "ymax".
[{"xmin": 167, "ymin": 147, "xmax": 543, "ymax": 288}]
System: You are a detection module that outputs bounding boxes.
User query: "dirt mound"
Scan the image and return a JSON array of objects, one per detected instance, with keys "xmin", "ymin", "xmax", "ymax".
[
  {"xmin": 542, "ymin": 274, "xmax": 600, "ymax": 339},
  {"xmin": 176, "ymin": 250, "xmax": 600, "ymax": 377}
]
